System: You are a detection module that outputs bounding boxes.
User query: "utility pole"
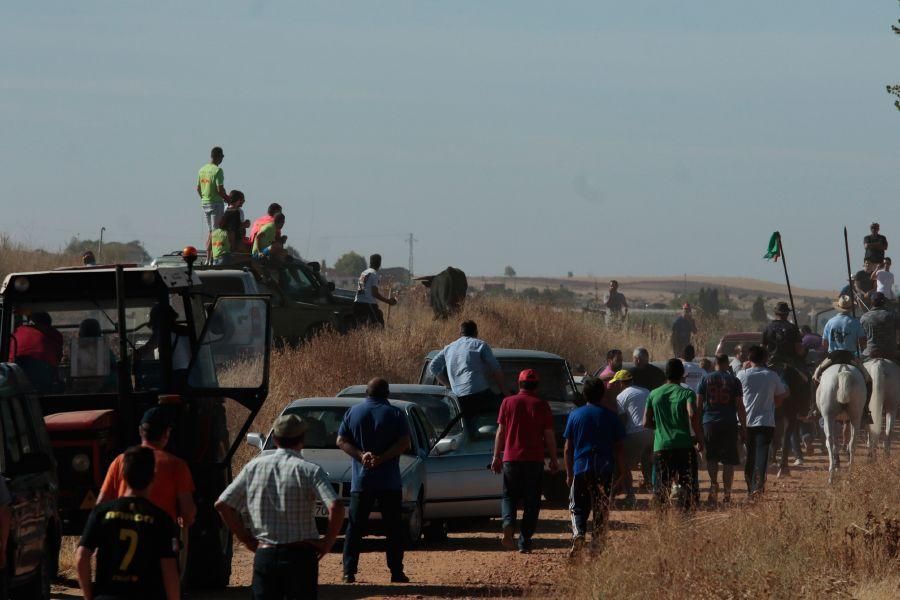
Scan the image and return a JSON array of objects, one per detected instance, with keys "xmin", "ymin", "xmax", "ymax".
[
  {"xmin": 406, "ymin": 233, "xmax": 417, "ymax": 284},
  {"xmin": 98, "ymin": 227, "xmax": 106, "ymax": 262}
]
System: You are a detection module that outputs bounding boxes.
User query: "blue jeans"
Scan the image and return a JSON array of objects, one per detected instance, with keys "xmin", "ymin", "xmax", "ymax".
[
  {"xmin": 501, "ymin": 461, "xmax": 543, "ymax": 545},
  {"xmin": 745, "ymin": 426, "xmax": 775, "ymax": 495},
  {"xmin": 342, "ymin": 490, "xmax": 404, "ymax": 577}
]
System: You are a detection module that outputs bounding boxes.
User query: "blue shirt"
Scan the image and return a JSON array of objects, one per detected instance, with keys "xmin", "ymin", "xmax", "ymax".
[
  {"xmin": 697, "ymin": 371, "xmax": 743, "ymax": 425},
  {"xmin": 338, "ymin": 398, "xmax": 410, "ymax": 492},
  {"xmin": 428, "ymin": 336, "xmax": 501, "ymax": 397},
  {"xmin": 823, "ymin": 313, "xmax": 864, "ymax": 354},
  {"xmin": 562, "ymin": 403, "xmax": 625, "ymax": 476}
]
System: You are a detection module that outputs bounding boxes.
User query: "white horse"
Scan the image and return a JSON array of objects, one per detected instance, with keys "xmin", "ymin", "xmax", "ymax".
[
  {"xmin": 865, "ymin": 358, "xmax": 900, "ymax": 458},
  {"xmin": 816, "ymin": 363, "xmax": 866, "ymax": 483}
]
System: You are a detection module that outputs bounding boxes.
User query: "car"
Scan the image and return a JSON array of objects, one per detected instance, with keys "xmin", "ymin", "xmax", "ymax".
[
  {"xmin": 418, "ymin": 348, "xmax": 581, "ymax": 502},
  {"xmin": 0, "ymin": 363, "xmax": 60, "ymax": 600},
  {"xmin": 336, "ymin": 384, "xmax": 501, "ymax": 532},
  {"xmin": 715, "ymin": 332, "xmax": 763, "ymax": 357},
  {"xmin": 245, "ymin": 397, "xmax": 438, "ymax": 545}
]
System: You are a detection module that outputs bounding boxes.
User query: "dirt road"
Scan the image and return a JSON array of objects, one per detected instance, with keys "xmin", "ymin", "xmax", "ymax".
[{"xmin": 51, "ymin": 447, "xmax": 833, "ymax": 600}]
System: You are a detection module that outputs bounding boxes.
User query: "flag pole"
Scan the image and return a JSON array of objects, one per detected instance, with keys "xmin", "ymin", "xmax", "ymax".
[
  {"xmin": 843, "ymin": 226, "xmax": 856, "ymax": 318},
  {"xmin": 776, "ymin": 231, "xmax": 799, "ymax": 324}
]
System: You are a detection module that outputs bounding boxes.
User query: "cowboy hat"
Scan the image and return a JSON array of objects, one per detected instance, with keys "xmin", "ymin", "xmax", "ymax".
[{"xmin": 833, "ymin": 295, "xmax": 854, "ymax": 312}]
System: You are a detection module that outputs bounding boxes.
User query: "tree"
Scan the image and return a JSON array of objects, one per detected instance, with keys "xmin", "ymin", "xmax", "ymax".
[
  {"xmin": 65, "ymin": 238, "xmax": 150, "ymax": 264},
  {"xmin": 504, "ymin": 265, "xmax": 517, "ymax": 278},
  {"xmin": 334, "ymin": 251, "xmax": 366, "ymax": 276},
  {"xmin": 890, "ymin": 10, "xmax": 900, "ymax": 110},
  {"xmin": 567, "ymin": 271, "xmax": 574, "ymax": 278},
  {"xmin": 698, "ymin": 287, "xmax": 720, "ymax": 317},
  {"xmin": 751, "ymin": 296, "xmax": 767, "ymax": 322}
]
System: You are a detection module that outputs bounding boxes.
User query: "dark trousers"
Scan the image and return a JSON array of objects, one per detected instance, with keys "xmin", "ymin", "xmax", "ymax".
[
  {"xmin": 779, "ymin": 411, "xmax": 802, "ymax": 467},
  {"xmin": 251, "ymin": 545, "xmax": 318, "ymax": 600},
  {"xmin": 342, "ymin": 490, "xmax": 404, "ymax": 577},
  {"xmin": 457, "ymin": 389, "xmax": 502, "ymax": 437},
  {"xmin": 353, "ymin": 303, "xmax": 385, "ymax": 327},
  {"xmin": 569, "ymin": 470, "xmax": 613, "ymax": 537},
  {"xmin": 745, "ymin": 426, "xmax": 775, "ymax": 495},
  {"xmin": 501, "ymin": 461, "xmax": 543, "ymax": 543},
  {"xmin": 653, "ymin": 448, "xmax": 696, "ymax": 510}
]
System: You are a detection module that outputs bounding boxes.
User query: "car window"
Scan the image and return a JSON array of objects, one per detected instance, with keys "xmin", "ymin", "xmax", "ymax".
[
  {"xmin": 339, "ymin": 389, "xmax": 462, "ymax": 437},
  {"xmin": 276, "ymin": 406, "xmax": 348, "ymax": 450},
  {"xmin": 406, "ymin": 409, "xmax": 428, "ymax": 455},
  {"xmin": 495, "ymin": 361, "xmax": 569, "ymax": 403},
  {"xmin": 412, "ymin": 407, "xmax": 438, "ymax": 449}
]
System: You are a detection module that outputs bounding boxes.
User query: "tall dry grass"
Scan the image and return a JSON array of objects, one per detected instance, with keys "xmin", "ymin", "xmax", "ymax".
[
  {"xmin": 0, "ymin": 234, "xmax": 78, "ymax": 280},
  {"xmin": 568, "ymin": 461, "xmax": 900, "ymax": 599}
]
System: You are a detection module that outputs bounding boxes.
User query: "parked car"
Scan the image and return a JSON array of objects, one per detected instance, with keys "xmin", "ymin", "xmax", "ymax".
[
  {"xmin": 418, "ymin": 348, "xmax": 580, "ymax": 502},
  {"xmin": 336, "ymin": 384, "xmax": 501, "ymax": 533},
  {"xmin": 715, "ymin": 332, "xmax": 763, "ymax": 357},
  {"xmin": 0, "ymin": 363, "xmax": 60, "ymax": 600},
  {"xmin": 245, "ymin": 397, "xmax": 438, "ymax": 545}
]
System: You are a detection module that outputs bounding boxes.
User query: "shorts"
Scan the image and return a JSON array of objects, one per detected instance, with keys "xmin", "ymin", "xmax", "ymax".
[
  {"xmin": 703, "ymin": 422, "xmax": 740, "ymax": 465},
  {"xmin": 203, "ymin": 202, "xmax": 225, "ymax": 232}
]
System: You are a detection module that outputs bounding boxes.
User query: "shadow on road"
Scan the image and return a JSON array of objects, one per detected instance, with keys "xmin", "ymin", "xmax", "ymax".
[{"xmin": 192, "ymin": 582, "xmax": 527, "ymax": 599}]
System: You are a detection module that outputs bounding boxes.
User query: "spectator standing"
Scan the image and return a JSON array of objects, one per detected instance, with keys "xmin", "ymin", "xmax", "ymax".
[
  {"xmin": 872, "ymin": 257, "xmax": 895, "ymax": 302},
  {"xmin": 679, "ymin": 345, "xmax": 705, "ymax": 393},
  {"xmin": 337, "ymin": 378, "xmax": 411, "ymax": 583},
  {"xmin": 81, "ymin": 250, "xmax": 97, "ymax": 266},
  {"xmin": 697, "ymin": 355, "xmax": 747, "ymax": 504},
  {"xmin": 77, "ymin": 447, "xmax": 180, "ymax": 600},
  {"xmin": 864, "ymin": 222, "xmax": 888, "ymax": 264},
  {"xmin": 196, "ymin": 146, "xmax": 228, "ymax": 235},
  {"xmin": 860, "ymin": 292, "xmax": 900, "ymax": 360},
  {"xmin": 854, "ymin": 261, "xmax": 876, "ymax": 304},
  {"xmin": 609, "ymin": 370, "xmax": 652, "ymax": 506},
  {"xmin": 671, "ymin": 304, "xmax": 698, "ymax": 360},
  {"xmin": 216, "ymin": 415, "xmax": 344, "ymax": 598},
  {"xmin": 249, "ymin": 202, "xmax": 283, "ymax": 246},
  {"xmin": 563, "ymin": 377, "xmax": 625, "ymax": 556},
  {"xmin": 98, "ymin": 407, "xmax": 196, "ymax": 528},
  {"xmin": 729, "ymin": 344, "xmax": 747, "ymax": 375},
  {"xmin": 596, "ymin": 348, "xmax": 623, "ymax": 383},
  {"xmin": 9, "ymin": 312, "xmax": 64, "ymax": 393},
  {"xmin": 628, "ymin": 347, "xmax": 666, "ymax": 391},
  {"xmin": 737, "ymin": 346, "xmax": 788, "ymax": 498},
  {"xmin": 353, "ymin": 254, "xmax": 397, "ymax": 327},
  {"xmin": 430, "ymin": 320, "xmax": 506, "ymax": 422},
  {"xmin": 642, "ymin": 359, "xmax": 703, "ymax": 511},
  {"xmin": 604, "ymin": 280, "xmax": 628, "ymax": 325},
  {"xmin": 490, "ymin": 369, "xmax": 558, "ymax": 554}
]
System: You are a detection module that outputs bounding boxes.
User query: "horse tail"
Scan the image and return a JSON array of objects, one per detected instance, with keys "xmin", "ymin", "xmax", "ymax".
[{"xmin": 836, "ymin": 366, "xmax": 855, "ymax": 405}]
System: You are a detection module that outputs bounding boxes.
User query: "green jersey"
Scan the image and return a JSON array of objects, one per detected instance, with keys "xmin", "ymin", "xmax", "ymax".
[
  {"xmin": 210, "ymin": 228, "xmax": 230, "ymax": 259},
  {"xmin": 198, "ymin": 163, "xmax": 224, "ymax": 205},
  {"xmin": 646, "ymin": 383, "xmax": 695, "ymax": 451},
  {"xmin": 252, "ymin": 222, "xmax": 277, "ymax": 254}
]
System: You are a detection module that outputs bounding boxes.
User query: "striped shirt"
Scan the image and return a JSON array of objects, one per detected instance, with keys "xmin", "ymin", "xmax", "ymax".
[{"xmin": 218, "ymin": 448, "xmax": 338, "ymax": 544}]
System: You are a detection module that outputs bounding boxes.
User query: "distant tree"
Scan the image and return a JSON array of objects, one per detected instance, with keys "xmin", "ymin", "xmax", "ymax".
[
  {"xmin": 751, "ymin": 296, "xmax": 767, "ymax": 322},
  {"xmin": 65, "ymin": 238, "xmax": 150, "ymax": 264},
  {"xmin": 890, "ymin": 9, "xmax": 900, "ymax": 110},
  {"xmin": 334, "ymin": 251, "xmax": 366, "ymax": 276},
  {"xmin": 698, "ymin": 287, "xmax": 720, "ymax": 317},
  {"xmin": 567, "ymin": 271, "xmax": 574, "ymax": 278},
  {"xmin": 504, "ymin": 265, "xmax": 517, "ymax": 278}
]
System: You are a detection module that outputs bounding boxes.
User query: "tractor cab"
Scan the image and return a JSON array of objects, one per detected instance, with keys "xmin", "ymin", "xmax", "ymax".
[{"xmin": 0, "ymin": 258, "xmax": 272, "ymax": 589}]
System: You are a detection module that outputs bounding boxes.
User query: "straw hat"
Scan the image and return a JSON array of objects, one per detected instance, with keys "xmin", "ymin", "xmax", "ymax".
[{"xmin": 833, "ymin": 295, "xmax": 854, "ymax": 312}]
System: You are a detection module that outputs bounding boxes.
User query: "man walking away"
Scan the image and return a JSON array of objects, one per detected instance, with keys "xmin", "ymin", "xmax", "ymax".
[
  {"xmin": 216, "ymin": 415, "xmax": 344, "ymax": 599},
  {"xmin": 864, "ymin": 222, "xmax": 888, "ymax": 265},
  {"xmin": 430, "ymin": 320, "xmax": 506, "ymax": 425},
  {"xmin": 353, "ymin": 254, "xmax": 397, "ymax": 327},
  {"xmin": 197, "ymin": 146, "xmax": 228, "ymax": 235},
  {"xmin": 605, "ymin": 280, "xmax": 628, "ymax": 326},
  {"xmin": 697, "ymin": 355, "xmax": 746, "ymax": 504},
  {"xmin": 609, "ymin": 370, "xmax": 651, "ymax": 507},
  {"xmin": 737, "ymin": 346, "xmax": 788, "ymax": 498},
  {"xmin": 671, "ymin": 304, "xmax": 697, "ymax": 360},
  {"xmin": 628, "ymin": 347, "xmax": 667, "ymax": 391},
  {"xmin": 338, "ymin": 378, "xmax": 411, "ymax": 584},
  {"xmin": 77, "ymin": 447, "xmax": 180, "ymax": 600},
  {"xmin": 563, "ymin": 376, "xmax": 625, "ymax": 556},
  {"xmin": 98, "ymin": 407, "xmax": 196, "ymax": 528},
  {"xmin": 643, "ymin": 359, "xmax": 703, "ymax": 511},
  {"xmin": 250, "ymin": 202, "xmax": 283, "ymax": 246},
  {"xmin": 596, "ymin": 348, "xmax": 623, "ymax": 383},
  {"xmin": 490, "ymin": 369, "xmax": 558, "ymax": 553}
]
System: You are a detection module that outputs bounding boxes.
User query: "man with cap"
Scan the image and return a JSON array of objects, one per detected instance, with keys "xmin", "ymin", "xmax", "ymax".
[
  {"xmin": 490, "ymin": 369, "xmax": 558, "ymax": 553},
  {"xmin": 98, "ymin": 406, "xmax": 196, "ymax": 529},
  {"xmin": 337, "ymin": 377, "xmax": 411, "ymax": 583},
  {"xmin": 217, "ymin": 414, "xmax": 344, "ymax": 599},
  {"xmin": 671, "ymin": 304, "xmax": 697, "ymax": 360},
  {"xmin": 563, "ymin": 376, "xmax": 625, "ymax": 556},
  {"xmin": 608, "ymin": 369, "xmax": 652, "ymax": 507},
  {"xmin": 864, "ymin": 222, "xmax": 888, "ymax": 265}
]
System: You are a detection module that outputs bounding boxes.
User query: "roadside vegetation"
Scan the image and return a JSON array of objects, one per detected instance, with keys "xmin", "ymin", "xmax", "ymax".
[{"xmin": 0, "ymin": 234, "xmax": 78, "ymax": 280}]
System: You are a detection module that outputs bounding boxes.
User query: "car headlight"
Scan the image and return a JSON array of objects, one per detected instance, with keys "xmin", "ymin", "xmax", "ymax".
[{"xmin": 72, "ymin": 453, "xmax": 91, "ymax": 473}]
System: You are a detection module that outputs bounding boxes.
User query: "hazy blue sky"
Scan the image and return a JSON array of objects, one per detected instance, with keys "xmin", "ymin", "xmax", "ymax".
[{"xmin": 2, "ymin": 1, "xmax": 898, "ymax": 290}]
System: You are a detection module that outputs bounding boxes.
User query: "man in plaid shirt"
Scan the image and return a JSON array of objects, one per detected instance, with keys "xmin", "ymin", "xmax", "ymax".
[{"xmin": 216, "ymin": 414, "xmax": 344, "ymax": 600}]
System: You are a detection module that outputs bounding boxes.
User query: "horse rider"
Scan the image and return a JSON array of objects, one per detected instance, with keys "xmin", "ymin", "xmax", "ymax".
[{"xmin": 813, "ymin": 295, "xmax": 867, "ymax": 384}]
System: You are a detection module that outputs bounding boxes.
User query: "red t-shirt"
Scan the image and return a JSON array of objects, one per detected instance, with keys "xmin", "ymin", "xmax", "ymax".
[
  {"xmin": 497, "ymin": 391, "xmax": 554, "ymax": 462},
  {"xmin": 249, "ymin": 215, "xmax": 282, "ymax": 245},
  {"xmin": 9, "ymin": 325, "xmax": 63, "ymax": 366}
]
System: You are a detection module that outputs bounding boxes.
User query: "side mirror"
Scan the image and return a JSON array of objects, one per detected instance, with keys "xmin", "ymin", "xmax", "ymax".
[
  {"xmin": 477, "ymin": 425, "xmax": 498, "ymax": 437},
  {"xmin": 432, "ymin": 437, "xmax": 459, "ymax": 456},
  {"xmin": 246, "ymin": 432, "xmax": 265, "ymax": 451}
]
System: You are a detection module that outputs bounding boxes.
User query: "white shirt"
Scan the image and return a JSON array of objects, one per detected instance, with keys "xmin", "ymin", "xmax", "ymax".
[
  {"xmin": 874, "ymin": 269, "xmax": 895, "ymax": 300},
  {"xmin": 736, "ymin": 366, "xmax": 787, "ymax": 428},
  {"xmin": 729, "ymin": 357, "xmax": 744, "ymax": 375},
  {"xmin": 616, "ymin": 386, "xmax": 650, "ymax": 435},
  {"xmin": 680, "ymin": 361, "xmax": 705, "ymax": 393},
  {"xmin": 354, "ymin": 268, "xmax": 380, "ymax": 304}
]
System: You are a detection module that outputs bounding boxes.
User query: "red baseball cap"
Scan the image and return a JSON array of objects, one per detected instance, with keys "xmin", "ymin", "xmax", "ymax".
[
  {"xmin": 518, "ymin": 369, "xmax": 540, "ymax": 384},
  {"xmin": 682, "ymin": 303, "xmax": 692, "ymax": 310}
]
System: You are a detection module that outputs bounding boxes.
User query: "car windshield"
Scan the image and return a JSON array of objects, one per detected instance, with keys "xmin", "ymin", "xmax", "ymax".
[
  {"xmin": 495, "ymin": 361, "xmax": 572, "ymax": 403},
  {"xmin": 341, "ymin": 391, "xmax": 462, "ymax": 436},
  {"xmin": 281, "ymin": 406, "xmax": 348, "ymax": 449}
]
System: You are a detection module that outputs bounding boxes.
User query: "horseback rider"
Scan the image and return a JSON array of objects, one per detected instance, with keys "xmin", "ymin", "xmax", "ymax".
[{"xmin": 813, "ymin": 295, "xmax": 867, "ymax": 383}]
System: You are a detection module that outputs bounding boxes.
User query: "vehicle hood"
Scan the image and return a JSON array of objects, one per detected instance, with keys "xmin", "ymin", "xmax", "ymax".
[{"xmin": 298, "ymin": 449, "xmax": 419, "ymax": 483}]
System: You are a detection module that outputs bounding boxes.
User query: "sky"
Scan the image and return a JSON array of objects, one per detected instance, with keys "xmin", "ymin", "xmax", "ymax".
[{"xmin": 1, "ymin": 1, "xmax": 898, "ymax": 290}]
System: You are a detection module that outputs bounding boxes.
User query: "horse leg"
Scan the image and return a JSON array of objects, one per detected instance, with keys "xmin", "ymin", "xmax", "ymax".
[
  {"xmin": 847, "ymin": 415, "xmax": 857, "ymax": 471},
  {"xmin": 822, "ymin": 415, "xmax": 835, "ymax": 484},
  {"xmin": 885, "ymin": 404, "xmax": 896, "ymax": 458}
]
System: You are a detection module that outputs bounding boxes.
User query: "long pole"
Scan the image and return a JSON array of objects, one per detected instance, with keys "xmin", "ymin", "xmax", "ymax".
[
  {"xmin": 843, "ymin": 226, "xmax": 856, "ymax": 318},
  {"xmin": 776, "ymin": 232, "xmax": 799, "ymax": 324}
]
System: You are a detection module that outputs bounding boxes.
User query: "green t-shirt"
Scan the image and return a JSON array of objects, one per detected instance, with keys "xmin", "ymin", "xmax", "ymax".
[
  {"xmin": 646, "ymin": 383, "xmax": 696, "ymax": 451},
  {"xmin": 252, "ymin": 222, "xmax": 277, "ymax": 254},
  {"xmin": 210, "ymin": 228, "xmax": 230, "ymax": 259},
  {"xmin": 198, "ymin": 163, "xmax": 225, "ymax": 205}
]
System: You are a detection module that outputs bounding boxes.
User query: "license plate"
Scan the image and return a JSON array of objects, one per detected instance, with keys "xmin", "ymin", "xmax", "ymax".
[{"xmin": 314, "ymin": 503, "xmax": 329, "ymax": 518}]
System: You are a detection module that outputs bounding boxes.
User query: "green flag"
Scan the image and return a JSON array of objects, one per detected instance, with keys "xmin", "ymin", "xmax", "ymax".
[{"xmin": 763, "ymin": 232, "xmax": 781, "ymax": 262}]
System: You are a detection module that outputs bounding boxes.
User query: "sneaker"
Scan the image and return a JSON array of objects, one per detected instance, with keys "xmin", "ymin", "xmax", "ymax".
[
  {"xmin": 568, "ymin": 535, "xmax": 585, "ymax": 558},
  {"xmin": 791, "ymin": 458, "xmax": 804, "ymax": 467},
  {"xmin": 391, "ymin": 573, "xmax": 410, "ymax": 584},
  {"xmin": 501, "ymin": 525, "xmax": 516, "ymax": 550},
  {"xmin": 342, "ymin": 574, "xmax": 356, "ymax": 584}
]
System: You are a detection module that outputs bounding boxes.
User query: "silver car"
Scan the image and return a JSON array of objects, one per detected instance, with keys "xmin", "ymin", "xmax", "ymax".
[{"xmin": 245, "ymin": 396, "xmax": 437, "ymax": 545}]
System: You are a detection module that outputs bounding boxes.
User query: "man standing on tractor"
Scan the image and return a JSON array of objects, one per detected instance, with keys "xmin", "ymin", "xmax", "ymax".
[{"xmin": 197, "ymin": 146, "xmax": 228, "ymax": 236}]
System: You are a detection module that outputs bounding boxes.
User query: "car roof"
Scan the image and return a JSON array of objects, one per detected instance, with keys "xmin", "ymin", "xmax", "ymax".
[
  {"xmin": 424, "ymin": 348, "xmax": 564, "ymax": 361},
  {"xmin": 337, "ymin": 384, "xmax": 453, "ymax": 396},
  {"xmin": 283, "ymin": 397, "xmax": 416, "ymax": 411},
  {"xmin": 196, "ymin": 269, "xmax": 254, "ymax": 279}
]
